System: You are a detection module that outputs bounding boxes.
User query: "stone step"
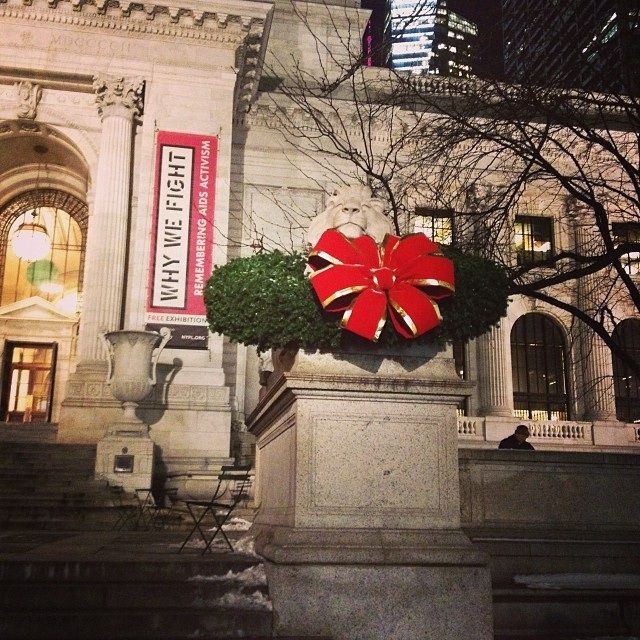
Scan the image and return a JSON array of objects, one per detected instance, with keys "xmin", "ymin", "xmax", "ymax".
[
  {"xmin": 0, "ymin": 495, "xmax": 112, "ymax": 507},
  {"xmin": 0, "ymin": 580, "xmax": 269, "ymax": 609},
  {"xmin": 0, "ymin": 606, "xmax": 272, "ymax": 639},
  {"xmin": 0, "ymin": 551, "xmax": 273, "ymax": 639},
  {"xmin": 0, "ymin": 444, "xmax": 94, "ymax": 451},
  {"xmin": 0, "ymin": 556, "xmax": 260, "ymax": 582},
  {"xmin": 493, "ymin": 587, "xmax": 640, "ymax": 639},
  {"xmin": 0, "ymin": 424, "xmax": 58, "ymax": 443}
]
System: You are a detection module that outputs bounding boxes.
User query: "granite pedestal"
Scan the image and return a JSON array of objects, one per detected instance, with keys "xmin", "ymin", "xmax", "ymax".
[{"xmin": 247, "ymin": 344, "xmax": 493, "ymax": 640}]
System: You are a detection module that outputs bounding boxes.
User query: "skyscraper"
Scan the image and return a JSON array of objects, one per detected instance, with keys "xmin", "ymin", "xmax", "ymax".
[
  {"xmin": 384, "ymin": 0, "xmax": 477, "ymax": 76},
  {"xmin": 503, "ymin": 0, "xmax": 640, "ymax": 95}
]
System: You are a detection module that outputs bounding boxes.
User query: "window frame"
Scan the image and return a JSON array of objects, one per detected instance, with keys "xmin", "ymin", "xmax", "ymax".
[
  {"xmin": 611, "ymin": 221, "xmax": 640, "ymax": 275},
  {"xmin": 612, "ymin": 319, "xmax": 640, "ymax": 423},
  {"xmin": 0, "ymin": 189, "xmax": 87, "ymax": 311},
  {"xmin": 511, "ymin": 313, "xmax": 570, "ymax": 421},
  {"xmin": 414, "ymin": 208, "xmax": 455, "ymax": 245},
  {"xmin": 514, "ymin": 215, "xmax": 554, "ymax": 266}
]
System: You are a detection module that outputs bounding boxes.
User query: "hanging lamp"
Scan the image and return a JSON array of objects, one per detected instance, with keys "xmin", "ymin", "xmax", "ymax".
[{"xmin": 10, "ymin": 211, "xmax": 52, "ymax": 261}]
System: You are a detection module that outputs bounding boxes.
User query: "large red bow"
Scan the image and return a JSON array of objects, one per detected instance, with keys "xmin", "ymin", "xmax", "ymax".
[{"xmin": 308, "ymin": 229, "xmax": 454, "ymax": 341}]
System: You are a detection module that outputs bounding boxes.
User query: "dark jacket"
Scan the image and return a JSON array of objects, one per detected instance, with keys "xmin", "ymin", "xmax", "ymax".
[{"xmin": 498, "ymin": 434, "xmax": 535, "ymax": 450}]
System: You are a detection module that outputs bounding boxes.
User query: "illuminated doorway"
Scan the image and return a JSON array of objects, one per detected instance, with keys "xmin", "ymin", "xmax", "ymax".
[{"xmin": 1, "ymin": 342, "xmax": 57, "ymax": 423}]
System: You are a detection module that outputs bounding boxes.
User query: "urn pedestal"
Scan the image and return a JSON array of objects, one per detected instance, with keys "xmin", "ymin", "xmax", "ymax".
[
  {"xmin": 95, "ymin": 329, "xmax": 170, "ymax": 492},
  {"xmin": 247, "ymin": 344, "xmax": 493, "ymax": 640}
]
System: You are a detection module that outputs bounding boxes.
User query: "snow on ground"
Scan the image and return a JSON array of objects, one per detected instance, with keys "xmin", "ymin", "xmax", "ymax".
[
  {"xmin": 188, "ymin": 563, "xmax": 267, "ymax": 587},
  {"xmin": 214, "ymin": 589, "xmax": 272, "ymax": 611},
  {"xmin": 167, "ymin": 533, "xmax": 259, "ymax": 556},
  {"xmin": 207, "ymin": 517, "xmax": 253, "ymax": 532}
]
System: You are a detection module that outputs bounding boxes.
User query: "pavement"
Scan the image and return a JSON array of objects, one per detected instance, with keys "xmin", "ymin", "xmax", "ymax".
[{"xmin": 0, "ymin": 527, "xmax": 257, "ymax": 563}]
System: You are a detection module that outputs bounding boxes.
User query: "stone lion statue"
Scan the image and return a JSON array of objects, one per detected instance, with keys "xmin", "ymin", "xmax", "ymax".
[{"xmin": 307, "ymin": 185, "xmax": 393, "ymax": 246}]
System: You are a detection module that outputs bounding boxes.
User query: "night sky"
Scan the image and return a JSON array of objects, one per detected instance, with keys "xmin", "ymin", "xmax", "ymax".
[
  {"xmin": 362, "ymin": 0, "xmax": 505, "ymax": 79},
  {"xmin": 447, "ymin": 0, "xmax": 504, "ymax": 79}
]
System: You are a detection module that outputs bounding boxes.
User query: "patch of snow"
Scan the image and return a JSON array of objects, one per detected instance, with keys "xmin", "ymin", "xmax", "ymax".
[
  {"xmin": 214, "ymin": 589, "xmax": 272, "ymax": 611},
  {"xmin": 222, "ymin": 517, "xmax": 253, "ymax": 532},
  {"xmin": 233, "ymin": 534, "xmax": 260, "ymax": 557},
  {"xmin": 188, "ymin": 564, "xmax": 267, "ymax": 587},
  {"xmin": 201, "ymin": 517, "xmax": 252, "ymax": 533},
  {"xmin": 515, "ymin": 573, "xmax": 640, "ymax": 590}
]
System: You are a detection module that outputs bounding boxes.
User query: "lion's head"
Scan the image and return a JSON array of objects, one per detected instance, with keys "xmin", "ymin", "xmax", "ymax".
[{"xmin": 307, "ymin": 185, "xmax": 393, "ymax": 246}]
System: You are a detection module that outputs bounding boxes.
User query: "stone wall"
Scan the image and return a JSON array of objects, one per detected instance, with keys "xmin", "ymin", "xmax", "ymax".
[
  {"xmin": 459, "ymin": 448, "xmax": 640, "ymax": 638},
  {"xmin": 459, "ymin": 448, "xmax": 640, "ymax": 536}
]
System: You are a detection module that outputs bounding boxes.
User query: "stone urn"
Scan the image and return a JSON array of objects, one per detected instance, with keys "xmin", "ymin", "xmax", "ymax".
[
  {"xmin": 95, "ymin": 327, "xmax": 171, "ymax": 491},
  {"xmin": 101, "ymin": 327, "xmax": 171, "ymax": 435}
]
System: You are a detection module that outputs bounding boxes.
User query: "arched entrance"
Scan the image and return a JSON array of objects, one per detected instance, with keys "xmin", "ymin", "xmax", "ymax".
[{"xmin": 0, "ymin": 124, "xmax": 89, "ymax": 426}]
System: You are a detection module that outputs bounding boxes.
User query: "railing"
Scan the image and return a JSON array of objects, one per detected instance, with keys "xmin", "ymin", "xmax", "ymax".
[
  {"xmin": 457, "ymin": 415, "xmax": 640, "ymax": 450},
  {"xmin": 457, "ymin": 417, "xmax": 481, "ymax": 437},
  {"xmin": 527, "ymin": 421, "xmax": 587, "ymax": 440}
]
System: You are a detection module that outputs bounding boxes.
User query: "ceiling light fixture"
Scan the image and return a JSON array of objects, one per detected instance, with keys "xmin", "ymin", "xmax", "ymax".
[{"xmin": 11, "ymin": 211, "xmax": 52, "ymax": 262}]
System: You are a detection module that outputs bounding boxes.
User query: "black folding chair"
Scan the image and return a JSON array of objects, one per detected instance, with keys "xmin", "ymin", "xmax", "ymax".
[
  {"xmin": 108, "ymin": 485, "xmax": 138, "ymax": 531},
  {"xmin": 134, "ymin": 487, "xmax": 180, "ymax": 530},
  {"xmin": 178, "ymin": 465, "xmax": 252, "ymax": 554}
]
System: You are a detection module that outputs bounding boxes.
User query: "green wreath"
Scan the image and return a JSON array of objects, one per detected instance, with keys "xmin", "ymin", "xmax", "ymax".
[{"xmin": 204, "ymin": 247, "xmax": 509, "ymax": 352}]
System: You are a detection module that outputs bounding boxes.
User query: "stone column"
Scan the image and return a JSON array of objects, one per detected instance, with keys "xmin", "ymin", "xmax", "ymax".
[
  {"xmin": 77, "ymin": 75, "xmax": 144, "ymax": 362},
  {"xmin": 476, "ymin": 320, "xmax": 514, "ymax": 417},
  {"xmin": 574, "ymin": 216, "xmax": 617, "ymax": 421}
]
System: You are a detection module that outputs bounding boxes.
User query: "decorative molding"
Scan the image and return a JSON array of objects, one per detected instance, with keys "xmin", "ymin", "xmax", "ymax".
[
  {"xmin": 15, "ymin": 80, "xmax": 42, "ymax": 119},
  {"xmin": 0, "ymin": 0, "xmax": 269, "ymax": 46},
  {"xmin": 93, "ymin": 74, "xmax": 144, "ymax": 119}
]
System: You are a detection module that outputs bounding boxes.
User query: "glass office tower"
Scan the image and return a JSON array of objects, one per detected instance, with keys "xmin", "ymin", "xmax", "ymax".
[
  {"xmin": 385, "ymin": 0, "xmax": 477, "ymax": 75},
  {"xmin": 503, "ymin": 0, "xmax": 640, "ymax": 95}
]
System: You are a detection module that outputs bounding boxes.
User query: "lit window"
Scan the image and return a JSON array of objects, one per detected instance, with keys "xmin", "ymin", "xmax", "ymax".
[
  {"xmin": 611, "ymin": 222, "xmax": 640, "ymax": 274},
  {"xmin": 511, "ymin": 313, "xmax": 569, "ymax": 421},
  {"xmin": 514, "ymin": 216, "xmax": 553, "ymax": 265},
  {"xmin": 414, "ymin": 210, "xmax": 454, "ymax": 245}
]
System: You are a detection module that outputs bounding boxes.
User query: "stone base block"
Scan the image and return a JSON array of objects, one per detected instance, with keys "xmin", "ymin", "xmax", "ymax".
[
  {"xmin": 95, "ymin": 434, "xmax": 154, "ymax": 492},
  {"xmin": 265, "ymin": 560, "xmax": 492, "ymax": 640},
  {"xmin": 255, "ymin": 526, "xmax": 492, "ymax": 640}
]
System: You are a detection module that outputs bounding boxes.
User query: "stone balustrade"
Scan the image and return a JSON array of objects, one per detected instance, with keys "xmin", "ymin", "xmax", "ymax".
[{"xmin": 457, "ymin": 415, "xmax": 640, "ymax": 451}]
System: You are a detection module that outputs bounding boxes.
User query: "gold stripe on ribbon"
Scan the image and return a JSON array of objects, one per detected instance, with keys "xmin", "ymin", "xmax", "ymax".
[
  {"xmin": 323, "ymin": 286, "xmax": 367, "ymax": 309},
  {"xmin": 388, "ymin": 298, "xmax": 418, "ymax": 336},
  {"xmin": 308, "ymin": 264, "xmax": 334, "ymax": 280},
  {"xmin": 407, "ymin": 278, "xmax": 455, "ymax": 291},
  {"xmin": 374, "ymin": 310, "xmax": 387, "ymax": 341},
  {"xmin": 308, "ymin": 250, "xmax": 345, "ymax": 266}
]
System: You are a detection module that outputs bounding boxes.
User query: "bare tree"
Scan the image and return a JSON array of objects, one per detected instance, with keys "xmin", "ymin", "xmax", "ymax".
[{"xmin": 253, "ymin": 5, "xmax": 640, "ymax": 377}]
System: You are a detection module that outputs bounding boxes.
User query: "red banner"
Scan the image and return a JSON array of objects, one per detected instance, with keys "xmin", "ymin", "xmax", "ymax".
[{"xmin": 146, "ymin": 131, "xmax": 217, "ymax": 348}]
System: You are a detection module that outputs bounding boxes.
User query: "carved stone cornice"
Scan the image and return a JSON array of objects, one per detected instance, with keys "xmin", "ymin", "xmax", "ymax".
[
  {"xmin": 0, "ymin": 0, "xmax": 271, "ymax": 46},
  {"xmin": 93, "ymin": 74, "xmax": 144, "ymax": 119}
]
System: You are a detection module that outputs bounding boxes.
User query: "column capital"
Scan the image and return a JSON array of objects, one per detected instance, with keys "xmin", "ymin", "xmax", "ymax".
[{"xmin": 93, "ymin": 74, "xmax": 144, "ymax": 120}]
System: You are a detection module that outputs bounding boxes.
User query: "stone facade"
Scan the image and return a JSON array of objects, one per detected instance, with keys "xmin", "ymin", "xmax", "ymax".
[{"xmin": 0, "ymin": 0, "xmax": 638, "ymax": 495}]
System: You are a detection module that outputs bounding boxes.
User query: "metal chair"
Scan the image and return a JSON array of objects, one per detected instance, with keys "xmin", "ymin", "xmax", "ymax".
[
  {"xmin": 134, "ymin": 487, "xmax": 181, "ymax": 530},
  {"xmin": 178, "ymin": 465, "xmax": 252, "ymax": 554},
  {"xmin": 108, "ymin": 485, "xmax": 138, "ymax": 530}
]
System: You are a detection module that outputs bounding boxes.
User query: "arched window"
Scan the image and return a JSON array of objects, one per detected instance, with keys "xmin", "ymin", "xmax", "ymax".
[
  {"xmin": 0, "ymin": 189, "xmax": 87, "ymax": 315},
  {"xmin": 511, "ymin": 313, "xmax": 570, "ymax": 420},
  {"xmin": 612, "ymin": 319, "xmax": 640, "ymax": 423}
]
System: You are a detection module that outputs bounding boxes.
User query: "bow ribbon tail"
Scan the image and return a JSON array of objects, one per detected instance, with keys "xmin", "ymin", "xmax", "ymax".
[
  {"xmin": 342, "ymin": 288, "xmax": 388, "ymax": 341},
  {"xmin": 388, "ymin": 283, "xmax": 443, "ymax": 338},
  {"xmin": 309, "ymin": 264, "xmax": 371, "ymax": 311}
]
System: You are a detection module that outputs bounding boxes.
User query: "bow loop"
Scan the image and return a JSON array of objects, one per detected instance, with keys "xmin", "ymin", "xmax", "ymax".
[{"xmin": 308, "ymin": 230, "xmax": 455, "ymax": 341}]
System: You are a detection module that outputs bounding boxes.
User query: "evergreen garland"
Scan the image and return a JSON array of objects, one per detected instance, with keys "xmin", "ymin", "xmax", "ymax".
[{"xmin": 204, "ymin": 247, "xmax": 509, "ymax": 352}]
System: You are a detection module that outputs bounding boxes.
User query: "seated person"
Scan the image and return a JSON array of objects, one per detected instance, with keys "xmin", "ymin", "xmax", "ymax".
[{"xmin": 499, "ymin": 424, "xmax": 534, "ymax": 450}]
